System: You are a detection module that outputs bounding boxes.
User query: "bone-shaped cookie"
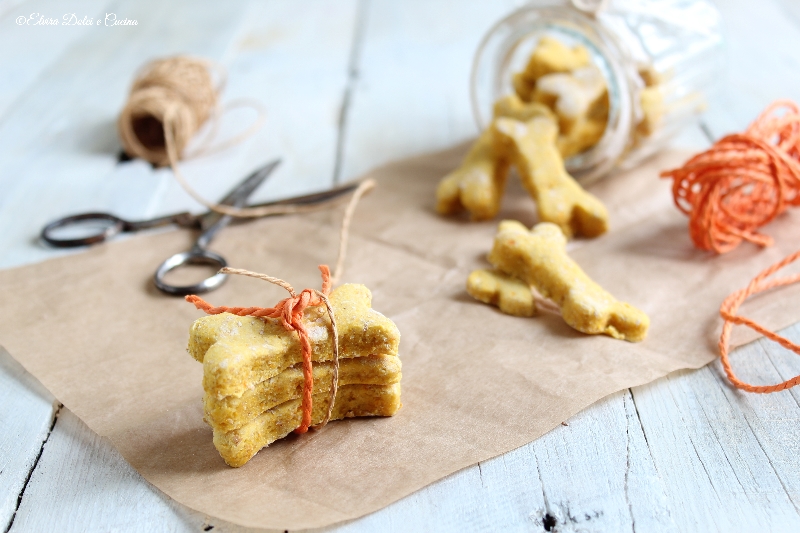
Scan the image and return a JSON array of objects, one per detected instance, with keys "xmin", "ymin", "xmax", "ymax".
[
  {"xmin": 487, "ymin": 220, "xmax": 649, "ymax": 342},
  {"xmin": 436, "ymin": 96, "xmax": 553, "ymax": 221},
  {"xmin": 188, "ymin": 283, "xmax": 401, "ymax": 467},
  {"xmin": 492, "ymin": 115, "xmax": 609, "ymax": 238},
  {"xmin": 532, "ymin": 66, "xmax": 607, "ymax": 133},
  {"xmin": 513, "ymin": 36, "xmax": 591, "ymax": 101},
  {"xmin": 532, "ymin": 66, "xmax": 609, "ymax": 157},
  {"xmin": 467, "ymin": 268, "xmax": 535, "ymax": 317},
  {"xmin": 435, "ymin": 128, "xmax": 510, "ymax": 220}
]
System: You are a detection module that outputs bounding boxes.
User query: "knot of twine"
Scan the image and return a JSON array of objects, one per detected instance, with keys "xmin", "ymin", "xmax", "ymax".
[
  {"xmin": 661, "ymin": 100, "xmax": 800, "ymax": 254},
  {"xmin": 719, "ymin": 250, "xmax": 800, "ymax": 393},
  {"xmin": 187, "ymin": 266, "xmax": 338, "ymax": 432}
]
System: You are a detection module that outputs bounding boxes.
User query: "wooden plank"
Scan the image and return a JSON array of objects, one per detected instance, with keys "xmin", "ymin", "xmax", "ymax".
[
  {"xmin": 628, "ymin": 326, "xmax": 800, "ymax": 532},
  {"xmin": 7, "ymin": 408, "xmax": 263, "ymax": 533},
  {"xmin": 0, "ymin": 0, "xmax": 251, "ymax": 270},
  {"xmin": 702, "ymin": 0, "xmax": 800, "ymax": 138},
  {"xmin": 338, "ymin": 0, "xmax": 526, "ymax": 181},
  {"xmin": 314, "ymin": 391, "xmax": 676, "ymax": 533},
  {"xmin": 628, "ymin": 0, "xmax": 800, "ymax": 526},
  {"xmin": 0, "ymin": 1, "xmax": 254, "ymax": 529},
  {"xmin": 0, "ymin": 0, "xmax": 115, "ymax": 122},
  {"xmin": 0, "ymin": 348, "xmax": 57, "ymax": 532}
]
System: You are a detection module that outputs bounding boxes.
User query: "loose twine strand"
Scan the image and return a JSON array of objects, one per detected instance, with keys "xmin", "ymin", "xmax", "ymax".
[
  {"xmin": 119, "ymin": 56, "xmax": 345, "ymax": 218},
  {"xmin": 661, "ymin": 100, "xmax": 800, "ymax": 393},
  {"xmin": 718, "ymin": 250, "xmax": 800, "ymax": 393},
  {"xmin": 186, "ymin": 178, "xmax": 374, "ymax": 431}
]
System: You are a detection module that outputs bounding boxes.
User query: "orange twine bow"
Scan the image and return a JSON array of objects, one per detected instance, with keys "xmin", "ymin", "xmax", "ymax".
[
  {"xmin": 719, "ymin": 250, "xmax": 800, "ymax": 393},
  {"xmin": 186, "ymin": 265, "xmax": 337, "ymax": 433},
  {"xmin": 661, "ymin": 100, "xmax": 800, "ymax": 254}
]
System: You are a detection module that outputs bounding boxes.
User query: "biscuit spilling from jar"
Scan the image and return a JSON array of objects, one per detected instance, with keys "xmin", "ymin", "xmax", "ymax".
[
  {"xmin": 485, "ymin": 220, "xmax": 649, "ymax": 342},
  {"xmin": 436, "ymin": 37, "xmax": 611, "ymax": 231},
  {"xmin": 492, "ymin": 115, "xmax": 609, "ymax": 238},
  {"xmin": 188, "ymin": 283, "xmax": 402, "ymax": 467},
  {"xmin": 531, "ymin": 66, "xmax": 610, "ymax": 158},
  {"xmin": 435, "ymin": 128, "xmax": 510, "ymax": 221},
  {"xmin": 634, "ymin": 66, "xmax": 664, "ymax": 142},
  {"xmin": 436, "ymin": 97, "xmax": 555, "ymax": 220},
  {"xmin": 512, "ymin": 36, "xmax": 591, "ymax": 101}
]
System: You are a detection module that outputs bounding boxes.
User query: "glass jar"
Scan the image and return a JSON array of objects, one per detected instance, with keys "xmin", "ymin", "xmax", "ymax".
[{"xmin": 471, "ymin": 0, "xmax": 724, "ymax": 183}]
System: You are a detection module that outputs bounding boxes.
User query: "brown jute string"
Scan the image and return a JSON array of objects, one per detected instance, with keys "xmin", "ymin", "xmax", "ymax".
[
  {"xmin": 186, "ymin": 178, "xmax": 375, "ymax": 431},
  {"xmin": 119, "ymin": 56, "xmax": 343, "ymax": 218}
]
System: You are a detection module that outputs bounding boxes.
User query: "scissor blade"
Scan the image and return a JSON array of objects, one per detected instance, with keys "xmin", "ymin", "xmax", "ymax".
[
  {"xmin": 199, "ymin": 159, "xmax": 281, "ymax": 230},
  {"xmin": 242, "ymin": 181, "xmax": 361, "ymax": 211}
]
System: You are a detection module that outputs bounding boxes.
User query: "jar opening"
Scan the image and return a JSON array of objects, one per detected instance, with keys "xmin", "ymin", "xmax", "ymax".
[{"xmin": 471, "ymin": 6, "xmax": 634, "ymax": 184}]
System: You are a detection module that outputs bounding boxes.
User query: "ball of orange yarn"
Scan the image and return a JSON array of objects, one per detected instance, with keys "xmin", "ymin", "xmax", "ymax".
[{"xmin": 661, "ymin": 100, "xmax": 800, "ymax": 253}]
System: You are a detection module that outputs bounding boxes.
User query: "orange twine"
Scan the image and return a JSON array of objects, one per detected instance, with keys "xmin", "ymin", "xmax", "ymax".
[
  {"xmin": 719, "ymin": 250, "xmax": 800, "ymax": 393},
  {"xmin": 661, "ymin": 100, "xmax": 800, "ymax": 254},
  {"xmin": 186, "ymin": 265, "xmax": 332, "ymax": 433},
  {"xmin": 662, "ymin": 100, "xmax": 800, "ymax": 393}
]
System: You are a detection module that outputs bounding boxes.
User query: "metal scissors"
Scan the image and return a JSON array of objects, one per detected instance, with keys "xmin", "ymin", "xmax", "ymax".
[{"xmin": 41, "ymin": 159, "xmax": 360, "ymax": 295}]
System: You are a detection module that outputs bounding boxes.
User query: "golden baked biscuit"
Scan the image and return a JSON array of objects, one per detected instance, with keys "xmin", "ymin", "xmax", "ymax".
[
  {"xmin": 435, "ymin": 128, "xmax": 510, "ymax": 220},
  {"xmin": 205, "ymin": 355, "xmax": 401, "ymax": 432},
  {"xmin": 467, "ymin": 268, "xmax": 535, "ymax": 317},
  {"xmin": 188, "ymin": 283, "xmax": 402, "ymax": 467},
  {"xmin": 557, "ymin": 115, "xmax": 608, "ymax": 159},
  {"xmin": 435, "ymin": 96, "xmax": 556, "ymax": 222},
  {"xmin": 492, "ymin": 115, "xmax": 609, "ymax": 238},
  {"xmin": 636, "ymin": 85, "xmax": 663, "ymax": 138},
  {"xmin": 531, "ymin": 66, "xmax": 606, "ymax": 133},
  {"xmin": 215, "ymin": 384, "xmax": 401, "ymax": 468},
  {"xmin": 488, "ymin": 220, "xmax": 649, "ymax": 342},
  {"xmin": 493, "ymin": 94, "xmax": 555, "ymax": 123},
  {"xmin": 530, "ymin": 66, "xmax": 609, "ymax": 157},
  {"xmin": 514, "ymin": 37, "xmax": 591, "ymax": 101}
]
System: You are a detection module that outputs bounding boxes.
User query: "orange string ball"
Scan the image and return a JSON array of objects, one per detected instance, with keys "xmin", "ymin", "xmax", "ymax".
[{"xmin": 661, "ymin": 100, "xmax": 800, "ymax": 254}]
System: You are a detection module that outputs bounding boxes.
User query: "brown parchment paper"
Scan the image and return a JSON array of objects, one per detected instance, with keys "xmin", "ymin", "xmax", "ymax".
[{"xmin": 2, "ymin": 147, "xmax": 800, "ymax": 530}]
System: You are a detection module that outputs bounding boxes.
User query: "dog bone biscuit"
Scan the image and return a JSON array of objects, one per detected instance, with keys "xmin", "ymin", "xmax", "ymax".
[
  {"xmin": 514, "ymin": 37, "xmax": 591, "ymax": 101},
  {"xmin": 436, "ymin": 93, "xmax": 584, "ymax": 223},
  {"xmin": 492, "ymin": 115, "xmax": 609, "ymax": 238},
  {"xmin": 215, "ymin": 383, "xmax": 401, "ymax": 468},
  {"xmin": 436, "ymin": 128, "xmax": 510, "ymax": 220},
  {"xmin": 435, "ymin": 95, "xmax": 555, "ymax": 222},
  {"xmin": 190, "ymin": 283, "xmax": 400, "ymax": 398},
  {"xmin": 467, "ymin": 268, "xmax": 535, "ymax": 317},
  {"xmin": 532, "ymin": 67, "xmax": 609, "ymax": 158},
  {"xmin": 493, "ymin": 94, "xmax": 555, "ymax": 122},
  {"xmin": 488, "ymin": 220, "xmax": 649, "ymax": 342},
  {"xmin": 188, "ymin": 283, "xmax": 402, "ymax": 466},
  {"xmin": 532, "ymin": 66, "xmax": 607, "ymax": 133},
  {"xmin": 636, "ymin": 85, "xmax": 663, "ymax": 138},
  {"xmin": 557, "ymin": 116, "xmax": 608, "ymax": 159},
  {"xmin": 205, "ymin": 355, "xmax": 401, "ymax": 432}
]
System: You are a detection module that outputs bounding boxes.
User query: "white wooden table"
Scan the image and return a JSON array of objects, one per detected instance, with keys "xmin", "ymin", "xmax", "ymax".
[{"xmin": 2, "ymin": 1, "xmax": 800, "ymax": 531}]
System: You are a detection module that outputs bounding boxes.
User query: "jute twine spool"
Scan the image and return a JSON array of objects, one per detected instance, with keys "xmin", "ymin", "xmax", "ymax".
[
  {"xmin": 118, "ymin": 57, "xmax": 220, "ymax": 167},
  {"xmin": 118, "ymin": 56, "xmax": 318, "ymax": 218}
]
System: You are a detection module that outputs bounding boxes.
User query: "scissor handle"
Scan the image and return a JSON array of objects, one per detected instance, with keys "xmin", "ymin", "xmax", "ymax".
[
  {"xmin": 41, "ymin": 213, "xmax": 126, "ymax": 248},
  {"xmin": 153, "ymin": 247, "xmax": 228, "ymax": 296}
]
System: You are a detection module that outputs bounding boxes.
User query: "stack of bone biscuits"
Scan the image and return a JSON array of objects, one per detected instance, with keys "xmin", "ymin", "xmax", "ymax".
[{"xmin": 187, "ymin": 284, "xmax": 402, "ymax": 467}]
